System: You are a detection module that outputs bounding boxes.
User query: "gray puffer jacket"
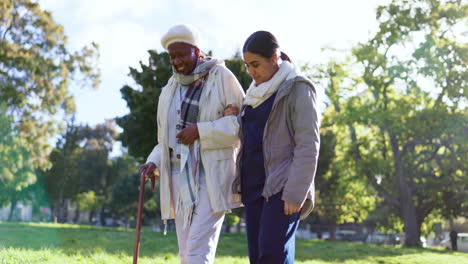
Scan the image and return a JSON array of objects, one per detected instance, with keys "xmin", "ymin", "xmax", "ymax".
[{"xmin": 233, "ymin": 75, "xmax": 320, "ymax": 220}]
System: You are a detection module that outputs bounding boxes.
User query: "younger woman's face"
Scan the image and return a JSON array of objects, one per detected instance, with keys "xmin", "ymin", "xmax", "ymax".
[{"xmin": 243, "ymin": 51, "xmax": 279, "ymax": 86}]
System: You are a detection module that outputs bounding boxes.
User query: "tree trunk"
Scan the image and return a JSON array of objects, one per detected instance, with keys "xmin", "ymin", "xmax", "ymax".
[
  {"xmin": 89, "ymin": 211, "xmax": 95, "ymax": 224},
  {"xmin": 390, "ymin": 134, "xmax": 420, "ymax": 247},
  {"xmin": 63, "ymin": 199, "xmax": 70, "ymax": 223},
  {"xmin": 328, "ymin": 222, "xmax": 336, "ymax": 241},
  {"xmin": 401, "ymin": 199, "xmax": 420, "ymax": 246},
  {"xmin": 237, "ymin": 210, "xmax": 244, "ymax": 233},
  {"xmin": 73, "ymin": 202, "xmax": 80, "ymax": 223},
  {"xmin": 7, "ymin": 199, "xmax": 17, "ymax": 221},
  {"xmin": 100, "ymin": 207, "xmax": 107, "ymax": 226},
  {"xmin": 57, "ymin": 203, "xmax": 64, "ymax": 223},
  {"xmin": 52, "ymin": 202, "xmax": 59, "ymax": 223},
  {"xmin": 56, "ymin": 188, "xmax": 65, "ymax": 222},
  {"xmin": 57, "ymin": 200, "xmax": 66, "ymax": 223},
  {"xmin": 315, "ymin": 215, "xmax": 323, "ymax": 239}
]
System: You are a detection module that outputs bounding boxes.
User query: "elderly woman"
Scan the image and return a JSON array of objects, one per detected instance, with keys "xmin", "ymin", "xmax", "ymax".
[
  {"xmin": 140, "ymin": 24, "xmax": 245, "ymax": 264},
  {"xmin": 228, "ymin": 31, "xmax": 320, "ymax": 264}
]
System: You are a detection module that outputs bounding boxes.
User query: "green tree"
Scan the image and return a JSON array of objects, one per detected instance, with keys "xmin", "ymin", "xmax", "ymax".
[
  {"xmin": 107, "ymin": 155, "xmax": 142, "ymax": 220},
  {"xmin": 0, "ymin": 104, "xmax": 35, "ymax": 217},
  {"xmin": 26, "ymin": 173, "xmax": 52, "ymax": 222},
  {"xmin": 116, "ymin": 50, "xmax": 171, "ymax": 162},
  {"xmin": 0, "ymin": 0, "xmax": 100, "ymax": 208},
  {"xmin": 78, "ymin": 121, "xmax": 117, "ymax": 196},
  {"xmin": 224, "ymin": 213, "xmax": 240, "ymax": 233},
  {"xmin": 78, "ymin": 121, "xmax": 117, "ymax": 225},
  {"xmin": 224, "ymin": 52, "xmax": 251, "ymax": 91},
  {"xmin": 313, "ymin": 0, "xmax": 467, "ymax": 246},
  {"xmin": 105, "ymin": 154, "xmax": 159, "ymax": 225},
  {"xmin": 43, "ymin": 119, "xmax": 83, "ymax": 222},
  {"xmin": 109, "ymin": 162, "xmax": 160, "ymax": 225},
  {"xmin": 43, "ymin": 120, "xmax": 117, "ymax": 223},
  {"xmin": 312, "ymin": 113, "xmax": 376, "ymax": 240},
  {"xmin": 76, "ymin": 191, "xmax": 103, "ymax": 224}
]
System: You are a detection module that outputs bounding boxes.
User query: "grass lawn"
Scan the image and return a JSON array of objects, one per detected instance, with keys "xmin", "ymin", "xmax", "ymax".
[{"xmin": 0, "ymin": 222, "xmax": 467, "ymax": 264}]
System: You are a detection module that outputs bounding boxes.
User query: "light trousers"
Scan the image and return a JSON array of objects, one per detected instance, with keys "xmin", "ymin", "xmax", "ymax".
[{"xmin": 171, "ymin": 170, "xmax": 225, "ymax": 264}]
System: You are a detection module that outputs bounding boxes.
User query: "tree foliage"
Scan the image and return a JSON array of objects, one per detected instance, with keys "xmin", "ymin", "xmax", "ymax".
[
  {"xmin": 116, "ymin": 50, "xmax": 171, "ymax": 162},
  {"xmin": 224, "ymin": 51, "xmax": 251, "ymax": 91},
  {"xmin": 311, "ymin": 0, "xmax": 467, "ymax": 246},
  {"xmin": 42, "ymin": 120, "xmax": 117, "ymax": 223},
  {"xmin": 0, "ymin": 0, "xmax": 100, "ymax": 208},
  {"xmin": 313, "ymin": 123, "xmax": 376, "ymax": 240},
  {"xmin": 0, "ymin": 104, "xmax": 35, "ymax": 209}
]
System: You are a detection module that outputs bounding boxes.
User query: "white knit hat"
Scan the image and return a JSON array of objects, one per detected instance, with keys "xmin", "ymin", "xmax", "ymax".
[{"xmin": 161, "ymin": 24, "xmax": 200, "ymax": 50}]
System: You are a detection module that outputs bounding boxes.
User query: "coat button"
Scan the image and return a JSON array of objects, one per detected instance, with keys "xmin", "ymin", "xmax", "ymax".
[
  {"xmin": 176, "ymin": 154, "xmax": 181, "ymax": 159},
  {"xmin": 176, "ymin": 124, "xmax": 182, "ymax": 130}
]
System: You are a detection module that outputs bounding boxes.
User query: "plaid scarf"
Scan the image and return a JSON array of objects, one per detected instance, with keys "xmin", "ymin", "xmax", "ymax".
[
  {"xmin": 173, "ymin": 57, "xmax": 218, "ymax": 228},
  {"xmin": 175, "ymin": 57, "xmax": 217, "ymax": 128},
  {"xmin": 174, "ymin": 56, "xmax": 217, "ymax": 86},
  {"xmin": 179, "ymin": 76, "xmax": 207, "ymax": 129}
]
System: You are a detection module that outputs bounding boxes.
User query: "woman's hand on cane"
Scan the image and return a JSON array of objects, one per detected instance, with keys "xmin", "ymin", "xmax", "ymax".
[{"xmin": 139, "ymin": 162, "xmax": 158, "ymax": 180}]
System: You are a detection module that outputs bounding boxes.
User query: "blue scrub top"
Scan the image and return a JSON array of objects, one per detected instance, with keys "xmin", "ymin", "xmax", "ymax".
[{"xmin": 241, "ymin": 92, "xmax": 277, "ymax": 204}]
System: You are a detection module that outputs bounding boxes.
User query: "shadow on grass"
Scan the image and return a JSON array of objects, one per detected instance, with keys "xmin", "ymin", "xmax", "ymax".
[
  {"xmin": 214, "ymin": 233, "xmax": 465, "ymax": 263},
  {"xmin": 294, "ymin": 238, "xmax": 465, "ymax": 262},
  {"xmin": 0, "ymin": 222, "xmax": 178, "ymax": 258},
  {"xmin": 1, "ymin": 222, "xmax": 463, "ymax": 262}
]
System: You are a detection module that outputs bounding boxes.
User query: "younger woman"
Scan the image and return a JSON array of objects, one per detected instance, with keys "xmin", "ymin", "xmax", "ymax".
[{"xmin": 230, "ymin": 31, "xmax": 320, "ymax": 264}]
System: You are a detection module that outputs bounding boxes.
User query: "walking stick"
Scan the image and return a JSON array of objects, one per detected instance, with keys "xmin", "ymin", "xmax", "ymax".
[{"xmin": 133, "ymin": 172, "xmax": 156, "ymax": 264}]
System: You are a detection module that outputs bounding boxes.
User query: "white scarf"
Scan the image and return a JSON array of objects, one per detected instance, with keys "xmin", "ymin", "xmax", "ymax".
[{"xmin": 243, "ymin": 61, "xmax": 298, "ymax": 108}]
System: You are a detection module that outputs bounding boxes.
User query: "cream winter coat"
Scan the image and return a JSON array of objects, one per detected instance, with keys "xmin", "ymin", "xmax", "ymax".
[{"xmin": 146, "ymin": 63, "xmax": 245, "ymax": 220}]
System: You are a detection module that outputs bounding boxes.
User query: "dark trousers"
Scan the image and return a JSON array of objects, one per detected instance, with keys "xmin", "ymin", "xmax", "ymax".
[{"xmin": 244, "ymin": 192, "xmax": 301, "ymax": 264}]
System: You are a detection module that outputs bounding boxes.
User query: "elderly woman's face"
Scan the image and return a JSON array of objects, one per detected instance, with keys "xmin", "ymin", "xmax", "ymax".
[
  {"xmin": 168, "ymin": 42, "xmax": 199, "ymax": 75},
  {"xmin": 243, "ymin": 51, "xmax": 279, "ymax": 86}
]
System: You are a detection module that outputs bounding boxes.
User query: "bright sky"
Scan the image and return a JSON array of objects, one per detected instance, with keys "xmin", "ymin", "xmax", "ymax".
[{"xmin": 38, "ymin": 0, "xmax": 390, "ymax": 126}]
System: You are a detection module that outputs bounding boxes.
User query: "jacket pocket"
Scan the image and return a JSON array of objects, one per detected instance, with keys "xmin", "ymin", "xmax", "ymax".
[{"xmin": 201, "ymin": 147, "xmax": 237, "ymax": 212}]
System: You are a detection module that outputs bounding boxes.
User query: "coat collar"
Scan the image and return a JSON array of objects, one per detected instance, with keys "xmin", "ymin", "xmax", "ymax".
[{"xmin": 273, "ymin": 75, "xmax": 313, "ymax": 106}]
